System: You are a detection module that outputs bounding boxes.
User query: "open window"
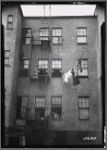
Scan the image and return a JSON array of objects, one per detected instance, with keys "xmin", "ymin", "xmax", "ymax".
[
  {"xmin": 16, "ymin": 96, "xmax": 28, "ymax": 119},
  {"xmin": 39, "ymin": 28, "xmax": 50, "ymax": 46},
  {"xmin": 52, "ymin": 59, "xmax": 62, "ymax": 77},
  {"xmin": 35, "ymin": 96, "xmax": 45, "ymax": 120},
  {"xmin": 51, "ymin": 96, "xmax": 62, "ymax": 120},
  {"xmin": 19, "ymin": 59, "xmax": 29, "ymax": 77}
]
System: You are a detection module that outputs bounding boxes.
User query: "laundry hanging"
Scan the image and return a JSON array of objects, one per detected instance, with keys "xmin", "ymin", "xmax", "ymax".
[{"xmin": 62, "ymin": 67, "xmax": 80, "ymax": 87}]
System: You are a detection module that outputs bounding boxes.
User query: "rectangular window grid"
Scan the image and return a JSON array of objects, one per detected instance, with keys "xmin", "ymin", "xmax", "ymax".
[
  {"xmin": 7, "ymin": 15, "xmax": 13, "ymax": 29},
  {"xmin": 38, "ymin": 60, "xmax": 48, "ymax": 69},
  {"xmin": 52, "ymin": 60, "xmax": 62, "ymax": 69},
  {"xmin": 52, "ymin": 96, "xmax": 62, "ymax": 105},
  {"xmin": 78, "ymin": 97, "xmax": 89, "ymax": 120},
  {"xmin": 5, "ymin": 50, "xmax": 10, "ymax": 65},
  {"xmin": 24, "ymin": 60, "xmax": 29, "ymax": 69},
  {"xmin": 52, "ymin": 28, "xmax": 62, "ymax": 44},
  {"xmin": 39, "ymin": 28, "xmax": 49, "ymax": 41},
  {"xmin": 77, "ymin": 27, "xmax": 87, "ymax": 43},
  {"xmin": 78, "ymin": 59, "xmax": 88, "ymax": 77},
  {"xmin": 35, "ymin": 97, "xmax": 45, "ymax": 108}
]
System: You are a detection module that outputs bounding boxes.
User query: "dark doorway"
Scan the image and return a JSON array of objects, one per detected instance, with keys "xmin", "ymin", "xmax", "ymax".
[{"xmin": 8, "ymin": 137, "xmax": 20, "ymax": 147}]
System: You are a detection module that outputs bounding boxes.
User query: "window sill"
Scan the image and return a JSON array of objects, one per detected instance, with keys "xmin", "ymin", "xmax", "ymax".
[
  {"xmin": 5, "ymin": 64, "xmax": 10, "ymax": 67},
  {"xmin": 6, "ymin": 28, "xmax": 13, "ymax": 30},
  {"xmin": 77, "ymin": 43, "xmax": 87, "ymax": 45},
  {"xmin": 78, "ymin": 76, "xmax": 89, "ymax": 78},
  {"xmin": 52, "ymin": 43, "xmax": 62, "ymax": 45}
]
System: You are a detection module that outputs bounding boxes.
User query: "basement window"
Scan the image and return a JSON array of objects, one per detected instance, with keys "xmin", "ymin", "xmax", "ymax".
[
  {"xmin": 77, "ymin": 27, "xmax": 87, "ymax": 44},
  {"xmin": 52, "ymin": 59, "xmax": 62, "ymax": 77},
  {"xmin": 7, "ymin": 15, "xmax": 13, "ymax": 29},
  {"xmin": 78, "ymin": 96, "xmax": 89, "ymax": 120},
  {"xmin": 51, "ymin": 96, "xmax": 62, "ymax": 120}
]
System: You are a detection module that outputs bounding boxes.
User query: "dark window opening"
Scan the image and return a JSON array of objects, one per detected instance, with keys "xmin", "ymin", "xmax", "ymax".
[
  {"xmin": 52, "ymin": 59, "xmax": 62, "ymax": 77},
  {"xmin": 19, "ymin": 59, "xmax": 29, "ymax": 77}
]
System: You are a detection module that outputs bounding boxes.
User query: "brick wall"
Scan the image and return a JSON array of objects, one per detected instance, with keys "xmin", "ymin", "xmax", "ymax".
[
  {"xmin": 18, "ymin": 16, "xmax": 102, "ymax": 132},
  {"xmin": 2, "ymin": 5, "xmax": 22, "ymax": 127}
]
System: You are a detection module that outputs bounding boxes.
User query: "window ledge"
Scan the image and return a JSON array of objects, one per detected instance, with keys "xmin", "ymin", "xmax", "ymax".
[
  {"xmin": 6, "ymin": 28, "xmax": 13, "ymax": 30},
  {"xmin": 5, "ymin": 64, "xmax": 10, "ymax": 67},
  {"xmin": 77, "ymin": 43, "xmax": 87, "ymax": 45},
  {"xmin": 78, "ymin": 76, "xmax": 89, "ymax": 78}
]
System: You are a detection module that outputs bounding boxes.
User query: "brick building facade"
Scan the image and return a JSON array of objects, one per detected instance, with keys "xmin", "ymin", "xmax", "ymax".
[{"xmin": 2, "ymin": 4, "xmax": 105, "ymax": 147}]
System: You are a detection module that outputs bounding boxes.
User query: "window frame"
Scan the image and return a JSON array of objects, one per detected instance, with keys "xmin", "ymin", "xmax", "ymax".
[
  {"xmin": 19, "ymin": 59, "xmax": 29, "ymax": 77},
  {"xmin": 78, "ymin": 96, "xmax": 90, "ymax": 120},
  {"xmin": 39, "ymin": 28, "xmax": 50, "ymax": 41},
  {"xmin": 52, "ymin": 28, "xmax": 62, "ymax": 45},
  {"xmin": 7, "ymin": 15, "xmax": 13, "ymax": 29},
  {"xmin": 77, "ymin": 27, "xmax": 87, "ymax": 44},
  {"xmin": 77, "ymin": 59, "xmax": 88, "ymax": 78},
  {"xmin": 35, "ymin": 96, "xmax": 46, "ymax": 108},
  {"xmin": 51, "ymin": 96, "xmax": 62, "ymax": 120},
  {"xmin": 5, "ymin": 50, "xmax": 10, "ymax": 66},
  {"xmin": 22, "ymin": 28, "xmax": 32, "ymax": 45},
  {"xmin": 38, "ymin": 59, "xmax": 49, "ymax": 69},
  {"xmin": 52, "ymin": 59, "xmax": 62, "ymax": 70}
]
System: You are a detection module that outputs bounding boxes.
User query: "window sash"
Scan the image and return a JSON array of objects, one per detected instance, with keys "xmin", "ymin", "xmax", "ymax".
[
  {"xmin": 35, "ymin": 97, "xmax": 45, "ymax": 108},
  {"xmin": 38, "ymin": 60, "xmax": 48, "ymax": 69},
  {"xmin": 52, "ymin": 29, "xmax": 62, "ymax": 36},
  {"xmin": 51, "ymin": 97, "xmax": 62, "ymax": 106},
  {"xmin": 52, "ymin": 60, "xmax": 62, "ymax": 69},
  {"xmin": 78, "ymin": 97, "xmax": 89, "ymax": 108},
  {"xmin": 77, "ymin": 28, "xmax": 87, "ymax": 36},
  {"xmin": 77, "ymin": 37, "xmax": 87, "ymax": 43},
  {"xmin": 79, "ymin": 108, "xmax": 89, "ymax": 119},
  {"xmin": 24, "ymin": 60, "xmax": 29, "ymax": 69}
]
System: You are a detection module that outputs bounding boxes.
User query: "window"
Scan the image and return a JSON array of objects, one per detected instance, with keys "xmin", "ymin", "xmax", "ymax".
[
  {"xmin": 52, "ymin": 59, "xmax": 62, "ymax": 77},
  {"xmin": 19, "ymin": 59, "xmax": 29, "ymax": 77},
  {"xmin": 39, "ymin": 28, "xmax": 49, "ymax": 41},
  {"xmin": 78, "ymin": 96, "xmax": 89, "ymax": 120},
  {"xmin": 22, "ymin": 28, "xmax": 31, "ymax": 37},
  {"xmin": 35, "ymin": 97, "xmax": 45, "ymax": 108},
  {"xmin": 52, "ymin": 28, "xmax": 62, "ymax": 44},
  {"xmin": 16, "ymin": 96, "xmax": 28, "ymax": 119},
  {"xmin": 5, "ymin": 50, "xmax": 10, "ymax": 65},
  {"xmin": 24, "ymin": 60, "xmax": 29, "ymax": 69},
  {"xmin": 7, "ymin": 15, "xmax": 13, "ymax": 29},
  {"xmin": 22, "ymin": 28, "xmax": 31, "ymax": 45},
  {"xmin": 38, "ymin": 59, "xmax": 48, "ymax": 69},
  {"xmin": 77, "ymin": 59, "xmax": 88, "ymax": 77},
  {"xmin": 77, "ymin": 27, "xmax": 87, "ymax": 43},
  {"xmin": 51, "ymin": 96, "xmax": 62, "ymax": 120}
]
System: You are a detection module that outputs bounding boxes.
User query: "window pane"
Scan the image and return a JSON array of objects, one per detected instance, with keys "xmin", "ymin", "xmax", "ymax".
[
  {"xmin": 8, "ymin": 15, "xmax": 13, "ymax": 22},
  {"xmin": 53, "ymin": 37, "xmax": 62, "ymax": 44},
  {"xmin": 7, "ymin": 23, "xmax": 13, "ymax": 29},
  {"xmin": 39, "ymin": 60, "xmax": 48, "ymax": 68},
  {"xmin": 77, "ymin": 37, "xmax": 87, "ymax": 43},
  {"xmin": 26, "ymin": 38, "xmax": 31, "ymax": 44},
  {"xmin": 79, "ymin": 109, "xmax": 89, "ymax": 119},
  {"xmin": 40, "ymin": 37, "xmax": 48, "ymax": 41},
  {"xmin": 36, "ymin": 97, "xmax": 45, "ymax": 108}
]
